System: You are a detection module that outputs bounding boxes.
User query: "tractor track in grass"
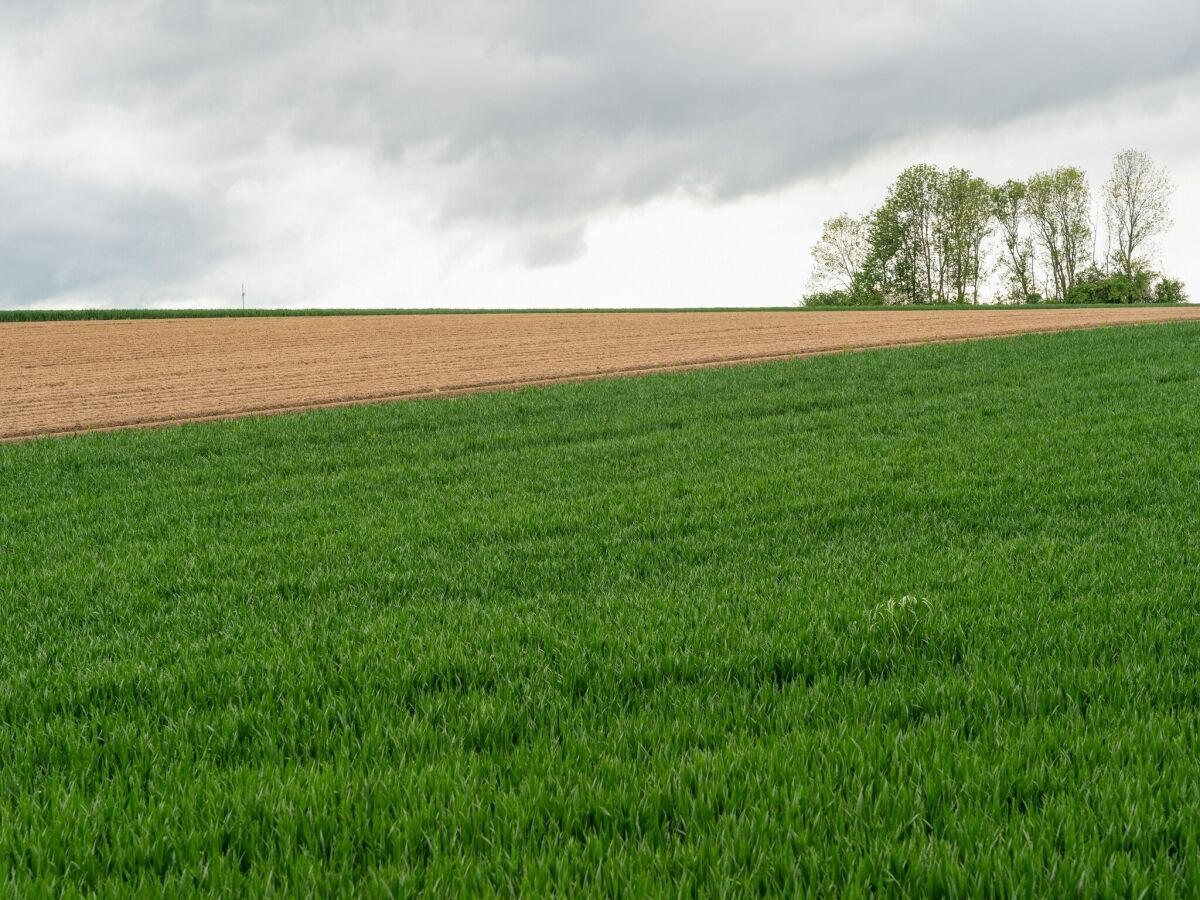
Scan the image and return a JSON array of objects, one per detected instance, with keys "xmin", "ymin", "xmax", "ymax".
[{"xmin": 4, "ymin": 307, "xmax": 1199, "ymax": 441}]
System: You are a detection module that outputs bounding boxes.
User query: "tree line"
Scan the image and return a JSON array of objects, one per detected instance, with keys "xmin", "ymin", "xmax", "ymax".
[{"xmin": 805, "ymin": 149, "xmax": 1186, "ymax": 306}]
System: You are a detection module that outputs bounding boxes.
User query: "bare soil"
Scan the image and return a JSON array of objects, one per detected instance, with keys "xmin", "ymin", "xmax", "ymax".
[{"xmin": 4, "ymin": 308, "xmax": 1199, "ymax": 441}]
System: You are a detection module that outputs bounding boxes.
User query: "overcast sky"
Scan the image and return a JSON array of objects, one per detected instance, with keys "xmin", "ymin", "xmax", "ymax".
[{"xmin": 2, "ymin": 1, "xmax": 1198, "ymax": 309}]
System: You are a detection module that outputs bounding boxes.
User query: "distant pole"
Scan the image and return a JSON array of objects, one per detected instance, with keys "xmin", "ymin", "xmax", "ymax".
[{"xmin": 242, "ymin": 284, "xmax": 245, "ymax": 310}]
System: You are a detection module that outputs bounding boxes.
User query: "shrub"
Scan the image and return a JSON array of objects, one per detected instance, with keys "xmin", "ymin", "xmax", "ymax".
[
  {"xmin": 1065, "ymin": 269, "xmax": 1153, "ymax": 304},
  {"xmin": 801, "ymin": 289, "xmax": 853, "ymax": 307},
  {"xmin": 801, "ymin": 289, "xmax": 886, "ymax": 307},
  {"xmin": 1154, "ymin": 278, "xmax": 1188, "ymax": 304}
]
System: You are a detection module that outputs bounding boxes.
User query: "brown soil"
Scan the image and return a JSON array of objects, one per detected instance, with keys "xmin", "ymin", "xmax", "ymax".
[{"xmin": 4, "ymin": 307, "xmax": 1199, "ymax": 441}]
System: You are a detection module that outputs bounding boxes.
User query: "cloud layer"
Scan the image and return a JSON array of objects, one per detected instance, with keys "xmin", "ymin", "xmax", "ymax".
[{"xmin": 2, "ymin": 1, "xmax": 1199, "ymax": 305}]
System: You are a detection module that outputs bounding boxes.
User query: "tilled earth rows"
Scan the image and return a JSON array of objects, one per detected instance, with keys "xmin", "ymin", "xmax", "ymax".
[{"xmin": 4, "ymin": 308, "xmax": 1200, "ymax": 441}]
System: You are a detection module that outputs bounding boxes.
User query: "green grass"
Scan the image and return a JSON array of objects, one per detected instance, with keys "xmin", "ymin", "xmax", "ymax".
[
  {"xmin": 3, "ymin": 323, "xmax": 1200, "ymax": 895},
  {"xmin": 0, "ymin": 302, "xmax": 1186, "ymax": 323}
]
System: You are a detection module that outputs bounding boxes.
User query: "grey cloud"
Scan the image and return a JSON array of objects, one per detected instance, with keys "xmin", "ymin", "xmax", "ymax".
[
  {"xmin": 0, "ymin": 166, "xmax": 230, "ymax": 305},
  {"xmin": 2, "ymin": 0, "xmax": 1199, "ymax": 300},
  {"xmin": 516, "ymin": 224, "xmax": 588, "ymax": 269}
]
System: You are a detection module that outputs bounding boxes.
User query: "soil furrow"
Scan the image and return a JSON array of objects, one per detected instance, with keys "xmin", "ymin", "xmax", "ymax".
[{"xmin": 3, "ymin": 308, "xmax": 1199, "ymax": 441}]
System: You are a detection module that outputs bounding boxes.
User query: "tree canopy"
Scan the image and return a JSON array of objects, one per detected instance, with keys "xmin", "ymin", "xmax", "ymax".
[{"xmin": 806, "ymin": 150, "xmax": 1185, "ymax": 306}]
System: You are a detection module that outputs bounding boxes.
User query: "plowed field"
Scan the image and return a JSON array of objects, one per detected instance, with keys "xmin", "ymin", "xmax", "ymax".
[{"xmin": 4, "ymin": 307, "xmax": 1199, "ymax": 440}]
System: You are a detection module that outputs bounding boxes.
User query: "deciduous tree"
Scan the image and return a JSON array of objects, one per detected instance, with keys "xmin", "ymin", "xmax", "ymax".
[
  {"xmin": 992, "ymin": 180, "xmax": 1035, "ymax": 302},
  {"xmin": 808, "ymin": 213, "xmax": 869, "ymax": 294},
  {"xmin": 1026, "ymin": 167, "xmax": 1093, "ymax": 300},
  {"xmin": 1103, "ymin": 149, "xmax": 1173, "ymax": 278},
  {"xmin": 938, "ymin": 168, "xmax": 993, "ymax": 304}
]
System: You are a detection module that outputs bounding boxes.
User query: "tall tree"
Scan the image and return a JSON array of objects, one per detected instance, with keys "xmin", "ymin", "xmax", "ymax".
[
  {"xmin": 992, "ymin": 179, "xmax": 1035, "ymax": 302},
  {"xmin": 858, "ymin": 164, "xmax": 994, "ymax": 305},
  {"xmin": 938, "ymin": 168, "xmax": 993, "ymax": 304},
  {"xmin": 893, "ymin": 164, "xmax": 943, "ymax": 303},
  {"xmin": 807, "ymin": 213, "xmax": 869, "ymax": 294},
  {"xmin": 857, "ymin": 199, "xmax": 911, "ymax": 304},
  {"xmin": 1103, "ymin": 149, "xmax": 1173, "ymax": 278},
  {"xmin": 1026, "ymin": 167, "xmax": 1093, "ymax": 300},
  {"xmin": 858, "ymin": 165, "xmax": 944, "ymax": 304}
]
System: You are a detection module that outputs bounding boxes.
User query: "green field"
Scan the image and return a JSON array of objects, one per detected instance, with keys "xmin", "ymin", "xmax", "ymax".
[{"xmin": 3, "ymin": 323, "xmax": 1200, "ymax": 895}]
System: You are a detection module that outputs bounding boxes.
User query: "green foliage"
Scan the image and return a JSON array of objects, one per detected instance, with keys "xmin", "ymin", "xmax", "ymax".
[
  {"xmin": 1155, "ymin": 278, "xmax": 1188, "ymax": 305},
  {"xmin": 1060, "ymin": 269, "xmax": 1189, "ymax": 305},
  {"xmin": 1025, "ymin": 167, "xmax": 1094, "ymax": 301},
  {"xmin": 817, "ymin": 152, "xmax": 1183, "ymax": 306},
  {"xmin": 992, "ymin": 180, "xmax": 1035, "ymax": 302},
  {"xmin": 858, "ymin": 164, "xmax": 944, "ymax": 304},
  {"xmin": 938, "ymin": 168, "xmax": 993, "ymax": 304},
  {"xmin": 1065, "ymin": 269, "xmax": 1154, "ymax": 304},
  {"xmin": 801, "ymin": 288, "xmax": 883, "ymax": 307},
  {"xmin": 4, "ymin": 324, "xmax": 1200, "ymax": 893},
  {"xmin": 807, "ymin": 214, "xmax": 869, "ymax": 295},
  {"xmin": 860, "ymin": 165, "xmax": 1017, "ymax": 304},
  {"xmin": 801, "ymin": 289, "xmax": 853, "ymax": 306}
]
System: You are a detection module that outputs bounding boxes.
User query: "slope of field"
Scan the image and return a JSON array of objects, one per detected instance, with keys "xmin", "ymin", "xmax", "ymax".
[
  {"xmin": 3, "ymin": 323, "xmax": 1200, "ymax": 894},
  {"xmin": 3, "ymin": 306, "xmax": 1199, "ymax": 440}
]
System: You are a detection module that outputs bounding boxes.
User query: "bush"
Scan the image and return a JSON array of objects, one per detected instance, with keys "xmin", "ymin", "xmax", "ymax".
[
  {"xmin": 1065, "ymin": 269, "xmax": 1153, "ymax": 304},
  {"xmin": 1154, "ymin": 278, "xmax": 1188, "ymax": 304},
  {"xmin": 801, "ymin": 289, "xmax": 853, "ymax": 307},
  {"xmin": 1001, "ymin": 290, "xmax": 1044, "ymax": 306},
  {"xmin": 801, "ymin": 289, "xmax": 886, "ymax": 307}
]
